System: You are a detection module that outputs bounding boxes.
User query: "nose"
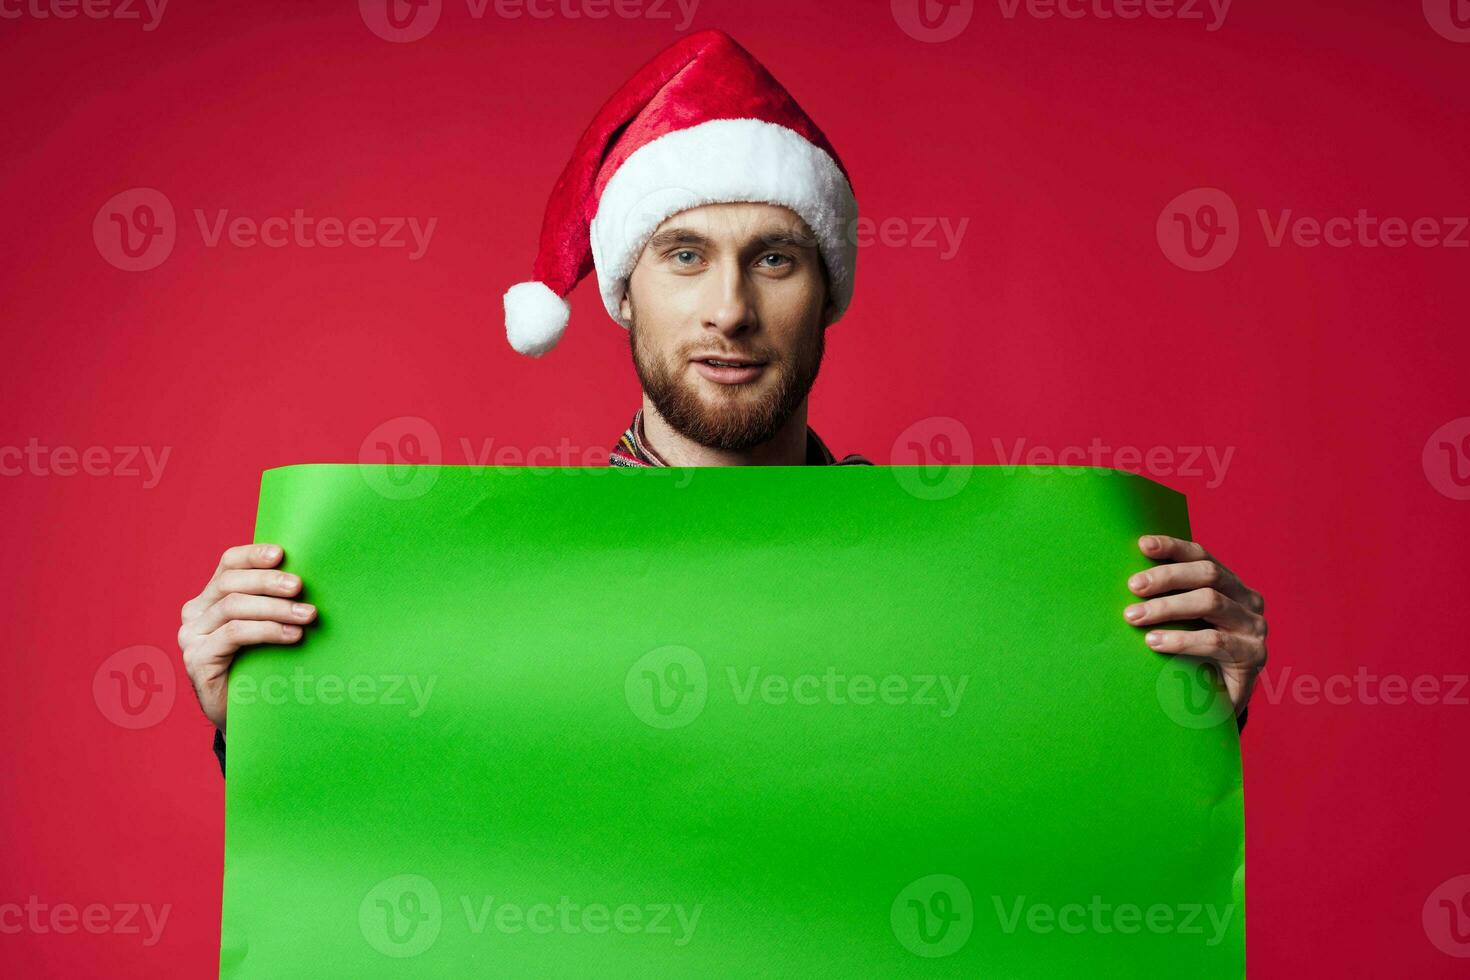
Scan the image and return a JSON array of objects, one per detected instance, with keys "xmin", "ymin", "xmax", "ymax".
[{"xmin": 701, "ymin": 260, "xmax": 755, "ymax": 338}]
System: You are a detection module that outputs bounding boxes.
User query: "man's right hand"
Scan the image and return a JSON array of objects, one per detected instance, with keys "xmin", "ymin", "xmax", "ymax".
[{"xmin": 178, "ymin": 543, "xmax": 316, "ymax": 732}]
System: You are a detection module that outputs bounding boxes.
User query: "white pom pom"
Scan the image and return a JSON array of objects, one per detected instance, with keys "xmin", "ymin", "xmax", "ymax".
[{"xmin": 503, "ymin": 281, "xmax": 571, "ymax": 357}]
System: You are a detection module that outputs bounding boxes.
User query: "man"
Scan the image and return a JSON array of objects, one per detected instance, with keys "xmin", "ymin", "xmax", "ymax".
[{"xmin": 180, "ymin": 30, "xmax": 1267, "ymax": 774}]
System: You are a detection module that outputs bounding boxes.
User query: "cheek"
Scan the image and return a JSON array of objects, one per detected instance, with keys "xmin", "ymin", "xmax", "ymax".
[
  {"xmin": 634, "ymin": 310, "xmax": 684, "ymax": 363},
  {"xmin": 757, "ymin": 268, "xmax": 826, "ymax": 318},
  {"xmin": 630, "ymin": 315, "xmax": 686, "ymax": 370},
  {"xmin": 628, "ymin": 273, "xmax": 698, "ymax": 332},
  {"xmin": 756, "ymin": 286, "xmax": 827, "ymax": 345}
]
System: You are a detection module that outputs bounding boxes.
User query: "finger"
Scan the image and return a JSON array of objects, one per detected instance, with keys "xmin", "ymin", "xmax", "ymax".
[
  {"xmin": 218, "ymin": 542, "xmax": 284, "ymax": 573},
  {"xmin": 1138, "ymin": 534, "xmax": 1210, "ymax": 564},
  {"xmin": 1124, "ymin": 587, "xmax": 1253, "ymax": 630},
  {"xmin": 214, "ymin": 568, "xmax": 302, "ymax": 600},
  {"xmin": 189, "ymin": 593, "xmax": 316, "ymax": 636},
  {"xmin": 1147, "ymin": 632, "xmax": 1268, "ymax": 704},
  {"xmin": 192, "ymin": 544, "xmax": 286, "ymax": 612},
  {"xmin": 1137, "ymin": 536, "xmax": 1264, "ymax": 614},
  {"xmin": 183, "ymin": 569, "xmax": 302, "ymax": 624},
  {"xmin": 1144, "ymin": 627, "xmax": 1241, "ymax": 664},
  {"xmin": 1128, "ymin": 559, "xmax": 1251, "ymax": 603},
  {"xmin": 189, "ymin": 619, "xmax": 304, "ymax": 667}
]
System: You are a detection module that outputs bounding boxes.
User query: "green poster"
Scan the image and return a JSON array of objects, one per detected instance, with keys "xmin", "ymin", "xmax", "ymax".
[{"xmin": 221, "ymin": 464, "xmax": 1244, "ymax": 978}]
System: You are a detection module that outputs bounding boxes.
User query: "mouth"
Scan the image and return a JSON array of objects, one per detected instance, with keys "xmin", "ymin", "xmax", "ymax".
[{"xmin": 690, "ymin": 354, "xmax": 769, "ymax": 385}]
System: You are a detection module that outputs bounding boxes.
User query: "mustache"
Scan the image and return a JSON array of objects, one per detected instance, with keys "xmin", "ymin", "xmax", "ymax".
[{"xmin": 681, "ymin": 345, "xmax": 777, "ymax": 362}]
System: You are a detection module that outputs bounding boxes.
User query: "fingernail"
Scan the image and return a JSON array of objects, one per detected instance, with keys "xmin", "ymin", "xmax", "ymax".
[
  {"xmin": 292, "ymin": 603, "xmax": 315, "ymax": 619},
  {"xmin": 1125, "ymin": 605, "xmax": 1146, "ymax": 622},
  {"xmin": 1146, "ymin": 631, "xmax": 1164, "ymax": 647},
  {"xmin": 1140, "ymin": 536, "xmax": 1158, "ymax": 552},
  {"xmin": 278, "ymin": 574, "xmax": 299, "ymax": 591},
  {"xmin": 282, "ymin": 625, "xmax": 302, "ymax": 639},
  {"xmin": 1129, "ymin": 573, "xmax": 1149, "ymax": 591},
  {"xmin": 262, "ymin": 544, "xmax": 281, "ymax": 559}
]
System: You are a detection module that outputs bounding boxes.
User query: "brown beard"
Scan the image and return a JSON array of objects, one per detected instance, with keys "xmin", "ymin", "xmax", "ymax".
[{"xmin": 628, "ymin": 317, "xmax": 826, "ymax": 452}]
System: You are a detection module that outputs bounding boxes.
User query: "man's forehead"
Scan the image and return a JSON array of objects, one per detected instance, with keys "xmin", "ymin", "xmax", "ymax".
[{"xmin": 650, "ymin": 202, "xmax": 817, "ymax": 246}]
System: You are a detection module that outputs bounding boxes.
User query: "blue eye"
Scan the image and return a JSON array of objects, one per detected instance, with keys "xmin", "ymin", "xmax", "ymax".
[
  {"xmin": 759, "ymin": 253, "xmax": 792, "ymax": 268},
  {"xmin": 672, "ymin": 250, "xmax": 699, "ymax": 265}
]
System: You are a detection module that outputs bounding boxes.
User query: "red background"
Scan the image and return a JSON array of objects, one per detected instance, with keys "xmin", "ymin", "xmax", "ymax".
[{"xmin": 2, "ymin": 0, "xmax": 1467, "ymax": 975}]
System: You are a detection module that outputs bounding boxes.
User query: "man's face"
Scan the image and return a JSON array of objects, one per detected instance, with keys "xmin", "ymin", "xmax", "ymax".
[{"xmin": 620, "ymin": 202, "xmax": 834, "ymax": 452}]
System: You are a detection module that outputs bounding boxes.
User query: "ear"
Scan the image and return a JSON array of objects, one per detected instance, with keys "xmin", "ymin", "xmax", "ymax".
[
  {"xmin": 820, "ymin": 296, "xmax": 839, "ymax": 328},
  {"xmin": 619, "ymin": 286, "xmax": 633, "ymax": 323},
  {"xmin": 817, "ymin": 255, "xmax": 837, "ymax": 327}
]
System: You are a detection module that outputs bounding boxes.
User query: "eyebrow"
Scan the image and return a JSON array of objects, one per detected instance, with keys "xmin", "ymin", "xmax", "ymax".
[
  {"xmin": 646, "ymin": 229, "xmax": 711, "ymax": 250},
  {"xmin": 645, "ymin": 227, "xmax": 818, "ymax": 252}
]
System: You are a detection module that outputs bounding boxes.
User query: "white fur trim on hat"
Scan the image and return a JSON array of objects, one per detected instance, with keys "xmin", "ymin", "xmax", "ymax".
[
  {"xmin": 589, "ymin": 118, "xmax": 858, "ymax": 329},
  {"xmin": 503, "ymin": 280, "xmax": 571, "ymax": 357}
]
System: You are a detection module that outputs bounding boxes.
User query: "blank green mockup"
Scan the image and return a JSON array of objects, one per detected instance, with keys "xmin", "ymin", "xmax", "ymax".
[{"xmin": 220, "ymin": 463, "xmax": 1244, "ymax": 977}]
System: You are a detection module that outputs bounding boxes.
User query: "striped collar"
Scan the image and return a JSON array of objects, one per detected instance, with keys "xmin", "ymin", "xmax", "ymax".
[{"xmin": 611, "ymin": 408, "xmax": 871, "ymax": 467}]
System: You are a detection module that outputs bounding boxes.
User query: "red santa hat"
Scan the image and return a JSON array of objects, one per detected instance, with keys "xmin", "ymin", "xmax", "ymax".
[{"xmin": 503, "ymin": 29, "xmax": 859, "ymax": 357}]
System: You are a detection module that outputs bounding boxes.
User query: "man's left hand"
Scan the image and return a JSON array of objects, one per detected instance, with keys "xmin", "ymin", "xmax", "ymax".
[{"xmin": 1124, "ymin": 534, "xmax": 1268, "ymax": 716}]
